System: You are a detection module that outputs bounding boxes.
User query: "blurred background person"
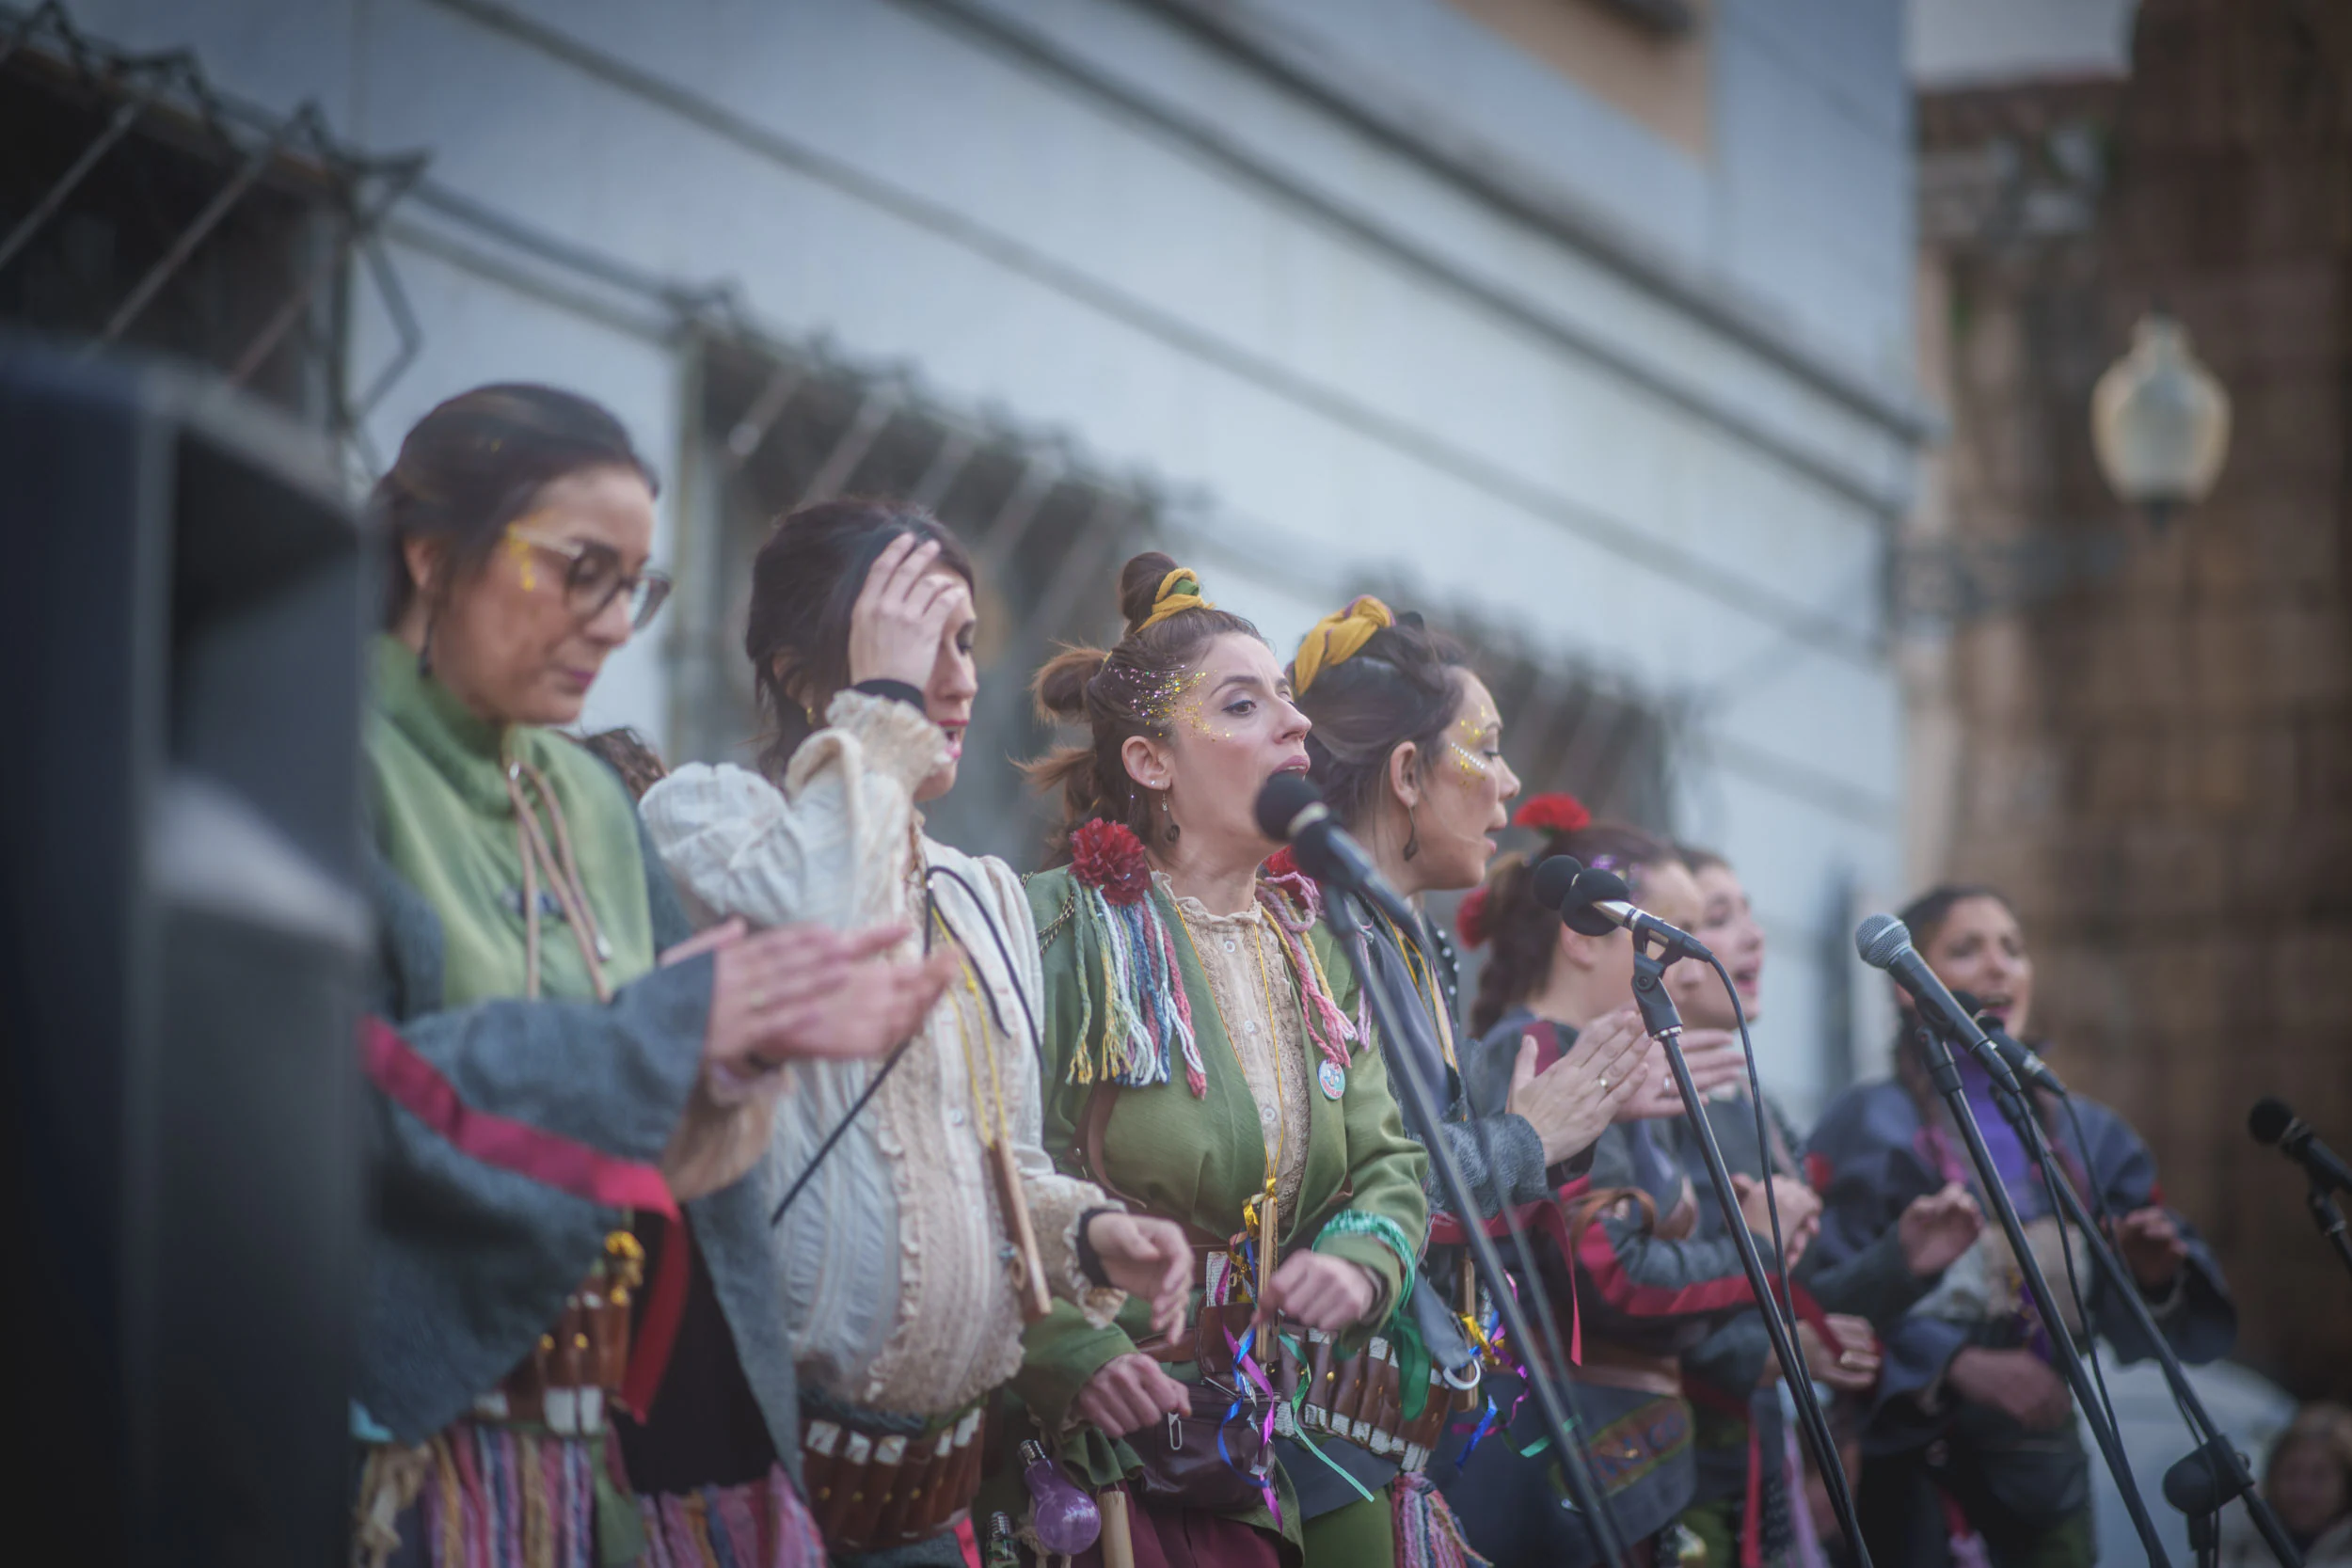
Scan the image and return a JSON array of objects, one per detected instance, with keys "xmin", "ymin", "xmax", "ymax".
[
  {"xmin": 2221, "ymin": 1402, "xmax": 2352, "ymax": 1566},
  {"xmin": 1807, "ymin": 885, "xmax": 2235, "ymax": 1568}
]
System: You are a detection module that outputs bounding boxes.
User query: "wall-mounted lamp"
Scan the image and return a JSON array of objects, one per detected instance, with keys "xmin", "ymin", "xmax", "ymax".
[
  {"xmin": 2090, "ymin": 311, "xmax": 2233, "ymax": 531},
  {"xmin": 1894, "ymin": 309, "xmax": 2233, "ymax": 628}
]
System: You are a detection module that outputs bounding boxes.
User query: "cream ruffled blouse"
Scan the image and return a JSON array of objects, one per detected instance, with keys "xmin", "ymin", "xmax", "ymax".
[{"xmin": 640, "ymin": 690, "xmax": 1120, "ymax": 1417}]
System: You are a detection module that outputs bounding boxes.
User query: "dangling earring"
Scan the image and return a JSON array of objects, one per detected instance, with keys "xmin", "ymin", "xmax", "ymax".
[
  {"xmin": 1402, "ymin": 802, "xmax": 1420, "ymax": 862},
  {"xmin": 1162, "ymin": 788, "xmax": 1180, "ymax": 844}
]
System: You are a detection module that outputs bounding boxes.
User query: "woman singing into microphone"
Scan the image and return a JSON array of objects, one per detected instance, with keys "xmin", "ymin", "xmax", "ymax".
[
  {"xmin": 1438, "ymin": 815, "xmax": 1776, "ymax": 1567},
  {"xmin": 1808, "ymin": 884, "xmax": 2234, "ymax": 1568},
  {"xmin": 1018, "ymin": 556, "xmax": 1430, "ymax": 1568},
  {"xmin": 1284, "ymin": 597, "xmax": 1656, "ymax": 1557},
  {"xmin": 1656, "ymin": 849, "xmax": 1982, "ymax": 1568}
]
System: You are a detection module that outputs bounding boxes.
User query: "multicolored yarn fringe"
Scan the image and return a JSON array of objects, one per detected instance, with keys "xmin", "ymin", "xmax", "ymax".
[
  {"xmin": 417, "ymin": 1425, "xmax": 597, "ymax": 1567},
  {"xmin": 395, "ymin": 1425, "xmax": 822, "ymax": 1568},
  {"xmin": 1392, "ymin": 1469, "xmax": 1491, "ymax": 1568},
  {"xmin": 1067, "ymin": 879, "xmax": 1206, "ymax": 1095},
  {"xmin": 1253, "ymin": 868, "xmax": 1359, "ymax": 1072},
  {"xmin": 636, "ymin": 1465, "xmax": 825, "ymax": 1568}
]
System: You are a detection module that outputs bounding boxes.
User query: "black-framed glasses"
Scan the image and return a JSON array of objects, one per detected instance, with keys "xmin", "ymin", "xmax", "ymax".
[{"xmin": 505, "ymin": 524, "xmax": 673, "ymax": 629}]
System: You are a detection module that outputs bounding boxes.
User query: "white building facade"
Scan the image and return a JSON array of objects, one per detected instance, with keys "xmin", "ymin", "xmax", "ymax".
[{"xmin": 11, "ymin": 0, "xmax": 1928, "ymax": 1116}]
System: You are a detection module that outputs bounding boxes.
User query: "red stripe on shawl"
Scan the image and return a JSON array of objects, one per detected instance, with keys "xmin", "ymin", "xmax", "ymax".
[
  {"xmin": 361, "ymin": 1017, "xmax": 678, "ymax": 1220},
  {"xmin": 1573, "ymin": 1204, "xmax": 1759, "ymax": 1317}
]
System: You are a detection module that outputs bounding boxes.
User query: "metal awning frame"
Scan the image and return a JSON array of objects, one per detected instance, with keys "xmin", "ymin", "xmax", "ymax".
[{"xmin": 0, "ymin": 1, "xmax": 428, "ymax": 461}]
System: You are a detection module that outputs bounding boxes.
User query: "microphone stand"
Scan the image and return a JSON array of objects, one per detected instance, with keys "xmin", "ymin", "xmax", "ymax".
[
  {"xmin": 1623, "ymin": 937, "xmax": 1876, "ymax": 1567},
  {"xmin": 2305, "ymin": 1182, "xmax": 2352, "ymax": 1286},
  {"xmin": 1955, "ymin": 1038, "xmax": 2304, "ymax": 1567},
  {"xmin": 1907, "ymin": 1018, "xmax": 2178, "ymax": 1567},
  {"xmin": 1322, "ymin": 889, "xmax": 1634, "ymax": 1568}
]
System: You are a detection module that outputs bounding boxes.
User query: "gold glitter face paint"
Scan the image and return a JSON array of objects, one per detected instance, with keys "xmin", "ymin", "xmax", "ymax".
[
  {"xmin": 1123, "ymin": 665, "xmax": 1207, "ymax": 733},
  {"xmin": 1444, "ymin": 693, "xmax": 1504, "ymax": 784}
]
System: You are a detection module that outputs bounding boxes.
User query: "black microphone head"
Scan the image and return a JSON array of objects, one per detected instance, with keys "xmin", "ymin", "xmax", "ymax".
[
  {"xmin": 2249, "ymin": 1096, "xmax": 2296, "ymax": 1148},
  {"xmin": 1563, "ymin": 866, "xmax": 1629, "ymax": 937},
  {"xmin": 1530, "ymin": 854, "xmax": 1583, "ymax": 911},
  {"xmin": 1253, "ymin": 771, "xmax": 1323, "ymax": 843},
  {"xmin": 1953, "ymin": 989, "xmax": 1984, "ymax": 1016},
  {"xmin": 1854, "ymin": 913, "xmax": 1913, "ymax": 970}
]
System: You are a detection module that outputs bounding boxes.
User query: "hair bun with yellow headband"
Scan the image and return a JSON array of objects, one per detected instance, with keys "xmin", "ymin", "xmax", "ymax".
[
  {"xmin": 1292, "ymin": 594, "xmax": 1395, "ymax": 694},
  {"xmin": 1135, "ymin": 565, "xmax": 1215, "ymax": 631}
]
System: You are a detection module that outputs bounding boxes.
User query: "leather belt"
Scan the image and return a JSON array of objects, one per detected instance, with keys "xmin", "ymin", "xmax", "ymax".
[
  {"xmin": 801, "ymin": 1402, "xmax": 986, "ymax": 1555},
  {"xmin": 469, "ymin": 1235, "xmax": 641, "ymax": 1436}
]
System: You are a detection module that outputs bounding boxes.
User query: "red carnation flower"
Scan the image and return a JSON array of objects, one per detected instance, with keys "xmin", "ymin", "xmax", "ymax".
[
  {"xmin": 1803, "ymin": 1151, "xmax": 1832, "ymax": 1196},
  {"xmin": 1454, "ymin": 885, "xmax": 1491, "ymax": 947},
  {"xmin": 1264, "ymin": 847, "xmax": 1302, "ymax": 882},
  {"xmin": 1071, "ymin": 818, "xmax": 1152, "ymax": 905},
  {"xmin": 1513, "ymin": 792, "xmax": 1591, "ymax": 835}
]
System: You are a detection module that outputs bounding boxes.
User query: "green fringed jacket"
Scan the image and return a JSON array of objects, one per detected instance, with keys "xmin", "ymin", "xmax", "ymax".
[{"xmin": 1012, "ymin": 867, "xmax": 1430, "ymax": 1460}]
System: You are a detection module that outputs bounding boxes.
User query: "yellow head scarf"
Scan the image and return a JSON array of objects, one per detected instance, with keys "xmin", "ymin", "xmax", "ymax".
[
  {"xmin": 1137, "ymin": 566, "xmax": 1215, "ymax": 630},
  {"xmin": 1292, "ymin": 594, "xmax": 1395, "ymax": 693}
]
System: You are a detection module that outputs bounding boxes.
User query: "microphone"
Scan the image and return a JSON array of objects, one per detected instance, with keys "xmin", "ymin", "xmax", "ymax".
[
  {"xmin": 1853, "ymin": 914, "xmax": 2021, "ymax": 1093},
  {"xmin": 1532, "ymin": 854, "xmax": 1713, "ymax": 960},
  {"xmin": 2249, "ymin": 1097, "xmax": 2352, "ymax": 1196},
  {"xmin": 1952, "ymin": 990, "xmax": 2068, "ymax": 1097},
  {"xmin": 1253, "ymin": 772, "xmax": 1421, "ymax": 933}
]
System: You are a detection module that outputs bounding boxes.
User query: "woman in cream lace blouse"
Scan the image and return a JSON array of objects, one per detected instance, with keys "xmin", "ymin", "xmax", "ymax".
[{"xmin": 639, "ymin": 500, "xmax": 1192, "ymax": 1567}]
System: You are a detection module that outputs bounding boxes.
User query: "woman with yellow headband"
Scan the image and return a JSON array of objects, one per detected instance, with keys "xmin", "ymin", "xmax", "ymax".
[
  {"xmin": 1010, "ymin": 552, "xmax": 1431, "ymax": 1568},
  {"xmin": 1288, "ymin": 597, "xmax": 1670, "ymax": 1560}
]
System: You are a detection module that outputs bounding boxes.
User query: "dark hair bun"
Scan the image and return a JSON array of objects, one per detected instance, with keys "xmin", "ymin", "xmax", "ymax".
[
  {"xmin": 1118, "ymin": 551, "xmax": 1182, "ymax": 635},
  {"xmin": 1033, "ymin": 646, "xmax": 1107, "ymax": 723}
]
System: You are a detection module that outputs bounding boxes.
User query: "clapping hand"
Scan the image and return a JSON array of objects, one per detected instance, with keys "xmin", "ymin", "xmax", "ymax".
[
  {"xmin": 656, "ymin": 919, "xmax": 955, "ymax": 1200},
  {"xmin": 1733, "ymin": 1172, "xmax": 1821, "ymax": 1265},
  {"xmin": 1898, "ymin": 1182, "xmax": 1983, "ymax": 1277},
  {"xmin": 1795, "ymin": 1314, "xmax": 1882, "ymax": 1393},
  {"xmin": 1507, "ymin": 1006, "xmax": 1649, "ymax": 1164},
  {"xmin": 2110, "ymin": 1205, "xmax": 2189, "ymax": 1291}
]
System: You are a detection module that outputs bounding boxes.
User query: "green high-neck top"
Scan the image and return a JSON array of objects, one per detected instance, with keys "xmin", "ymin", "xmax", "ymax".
[{"xmin": 365, "ymin": 634, "xmax": 656, "ymax": 1007}]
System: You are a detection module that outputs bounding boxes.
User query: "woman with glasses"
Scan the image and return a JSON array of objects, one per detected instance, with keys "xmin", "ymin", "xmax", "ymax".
[
  {"xmin": 352, "ymin": 386, "xmax": 956, "ymax": 1568},
  {"xmin": 638, "ymin": 500, "xmax": 1196, "ymax": 1567}
]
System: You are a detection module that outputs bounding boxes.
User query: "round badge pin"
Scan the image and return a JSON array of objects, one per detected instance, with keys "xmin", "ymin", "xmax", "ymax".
[{"xmin": 1317, "ymin": 1059, "xmax": 1346, "ymax": 1101}]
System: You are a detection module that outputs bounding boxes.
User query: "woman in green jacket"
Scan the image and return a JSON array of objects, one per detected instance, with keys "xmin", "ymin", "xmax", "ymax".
[{"xmin": 1017, "ymin": 553, "xmax": 1431, "ymax": 1568}]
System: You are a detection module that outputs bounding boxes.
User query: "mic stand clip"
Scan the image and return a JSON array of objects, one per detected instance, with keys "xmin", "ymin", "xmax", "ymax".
[{"xmin": 2305, "ymin": 1180, "xmax": 2352, "ymax": 1286}]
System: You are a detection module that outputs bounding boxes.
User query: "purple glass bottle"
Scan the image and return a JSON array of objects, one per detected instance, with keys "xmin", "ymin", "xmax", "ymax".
[{"xmin": 1019, "ymin": 1438, "xmax": 1101, "ymax": 1555}]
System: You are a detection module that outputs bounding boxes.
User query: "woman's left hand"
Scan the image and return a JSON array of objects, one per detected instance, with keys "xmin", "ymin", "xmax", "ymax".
[
  {"xmin": 1083, "ymin": 1212, "xmax": 1194, "ymax": 1342},
  {"xmin": 2112, "ymin": 1205, "xmax": 2190, "ymax": 1291},
  {"xmin": 1258, "ymin": 1251, "xmax": 1379, "ymax": 1333},
  {"xmin": 847, "ymin": 531, "xmax": 963, "ymax": 689}
]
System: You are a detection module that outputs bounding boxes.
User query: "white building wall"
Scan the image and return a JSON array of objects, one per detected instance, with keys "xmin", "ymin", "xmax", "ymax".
[{"xmin": 65, "ymin": 0, "xmax": 1923, "ymax": 1117}]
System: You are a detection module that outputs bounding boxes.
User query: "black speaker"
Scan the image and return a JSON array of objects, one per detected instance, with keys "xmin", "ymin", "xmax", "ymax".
[{"xmin": 0, "ymin": 344, "xmax": 368, "ymax": 1563}]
